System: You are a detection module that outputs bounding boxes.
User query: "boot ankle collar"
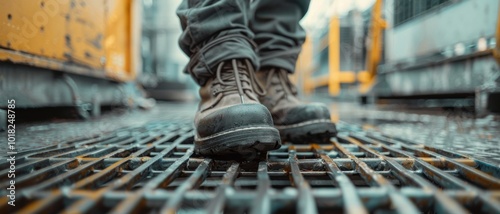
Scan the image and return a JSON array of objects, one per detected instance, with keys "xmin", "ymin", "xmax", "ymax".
[{"xmin": 184, "ymin": 34, "xmax": 257, "ymax": 86}]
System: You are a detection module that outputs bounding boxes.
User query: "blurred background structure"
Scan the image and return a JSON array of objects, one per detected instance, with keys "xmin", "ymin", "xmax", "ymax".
[
  {"xmin": 139, "ymin": 0, "xmax": 195, "ymax": 101},
  {"xmin": 295, "ymin": 0, "xmax": 500, "ymax": 116},
  {"xmin": 1, "ymin": 0, "xmax": 499, "ymax": 115}
]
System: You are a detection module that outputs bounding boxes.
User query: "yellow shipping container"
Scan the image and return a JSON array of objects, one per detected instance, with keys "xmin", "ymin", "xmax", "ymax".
[{"xmin": 0, "ymin": 0, "xmax": 141, "ymax": 82}]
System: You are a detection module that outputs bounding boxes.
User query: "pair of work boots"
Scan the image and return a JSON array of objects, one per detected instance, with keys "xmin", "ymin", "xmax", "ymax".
[{"xmin": 194, "ymin": 59, "xmax": 337, "ymax": 157}]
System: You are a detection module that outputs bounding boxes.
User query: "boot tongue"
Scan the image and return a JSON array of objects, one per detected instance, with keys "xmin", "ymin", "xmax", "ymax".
[
  {"xmin": 217, "ymin": 60, "xmax": 260, "ymax": 103},
  {"xmin": 222, "ymin": 60, "xmax": 246, "ymax": 71},
  {"xmin": 270, "ymin": 69, "xmax": 294, "ymax": 97},
  {"xmin": 260, "ymin": 68, "xmax": 300, "ymax": 110}
]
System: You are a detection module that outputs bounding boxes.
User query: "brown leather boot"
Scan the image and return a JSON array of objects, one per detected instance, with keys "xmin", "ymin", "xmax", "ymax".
[
  {"xmin": 256, "ymin": 68, "xmax": 337, "ymax": 143},
  {"xmin": 194, "ymin": 59, "xmax": 281, "ymax": 157}
]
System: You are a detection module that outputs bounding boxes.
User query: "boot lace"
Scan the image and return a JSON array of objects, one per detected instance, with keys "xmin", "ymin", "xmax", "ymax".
[
  {"xmin": 264, "ymin": 68, "xmax": 298, "ymax": 101},
  {"xmin": 210, "ymin": 59, "xmax": 266, "ymax": 106}
]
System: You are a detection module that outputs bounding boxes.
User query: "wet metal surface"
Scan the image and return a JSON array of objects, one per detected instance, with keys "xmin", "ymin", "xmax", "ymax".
[
  {"xmin": 2, "ymin": 102, "xmax": 500, "ymax": 213},
  {"xmin": 5, "ymin": 103, "xmax": 195, "ymax": 153},
  {"xmin": 334, "ymin": 104, "xmax": 500, "ymax": 164}
]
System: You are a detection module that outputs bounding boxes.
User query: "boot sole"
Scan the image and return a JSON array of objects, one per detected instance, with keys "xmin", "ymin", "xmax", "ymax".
[
  {"xmin": 194, "ymin": 126, "xmax": 281, "ymax": 159},
  {"xmin": 276, "ymin": 119, "xmax": 337, "ymax": 144}
]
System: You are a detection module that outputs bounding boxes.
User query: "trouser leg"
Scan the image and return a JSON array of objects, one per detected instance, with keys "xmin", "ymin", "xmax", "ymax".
[
  {"xmin": 250, "ymin": 0, "xmax": 310, "ymax": 73},
  {"xmin": 176, "ymin": 0, "xmax": 258, "ymax": 85}
]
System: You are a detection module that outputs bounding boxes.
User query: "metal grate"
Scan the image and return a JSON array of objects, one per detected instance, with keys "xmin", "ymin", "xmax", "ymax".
[{"xmin": 2, "ymin": 121, "xmax": 500, "ymax": 213}]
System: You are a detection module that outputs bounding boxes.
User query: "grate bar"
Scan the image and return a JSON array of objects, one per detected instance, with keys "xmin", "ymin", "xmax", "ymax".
[
  {"xmin": 250, "ymin": 162, "xmax": 272, "ymax": 214},
  {"xmin": 206, "ymin": 162, "xmax": 240, "ymax": 214},
  {"xmin": 19, "ymin": 133, "xmax": 189, "ymax": 213},
  {"xmin": 3, "ymin": 120, "xmax": 500, "ymax": 213},
  {"xmin": 79, "ymin": 134, "xmax": 192, "ymax": 213},
  {"xmin": 0, "ymin": 158, "xmax": 49, "ymax": 180},
  {"xmin": 335, "ymin": 137, "xmax": 421, "ymax": 214},
  {"xmin": 111, "ymin": 148, "xmax": 193, "ymax": 214},
  {"xmin": 347, "ymin": 134, "xmax": 469, "ymax": 214},
  {"xmin": 288, "ymin": 146, "xmax": 318, "ymax": 214},
  {"xmin": 160, "ymin": 158, "xmax": 211, "ymax": 213},
  {"xmin": 1, "ymin": 158, "xmax": 78, "ymax": 190},
  {"xmin": 352, "ymin": 133, "xmax": 500, "ymax": 213},
  {"xmin": 408, "ymin": 145, "xmax": 500, "ymax": 189},
  {"xmin": 312, "ymin": 144, "xmax": 368, "ymax": 214}
]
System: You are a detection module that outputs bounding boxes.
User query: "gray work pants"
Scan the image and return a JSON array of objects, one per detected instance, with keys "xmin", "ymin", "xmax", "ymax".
[{"xmin": 177, "ymin": 0, "xmax": 310, "ymax": 85}]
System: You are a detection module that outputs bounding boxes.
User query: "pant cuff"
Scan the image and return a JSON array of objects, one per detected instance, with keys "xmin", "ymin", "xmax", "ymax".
[
  {"xmin": 185, "ymin": 37, "xmax": 259, "ymax": 86},
  {"xmin": 259, "ymin": 56, "xmax": 298, "ymax": 74}
]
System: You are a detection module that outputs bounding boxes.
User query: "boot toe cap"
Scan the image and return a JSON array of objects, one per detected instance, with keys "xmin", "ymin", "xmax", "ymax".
[
  {"xmin": 273, "ymin": 103, "xmax": 331, "ymax": 125},
  {"xmin": 196, "ymin": 104, "xmax": 274, "ymax": 138}
]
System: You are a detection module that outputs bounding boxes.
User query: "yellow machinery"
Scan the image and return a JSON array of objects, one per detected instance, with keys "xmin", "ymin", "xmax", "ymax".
[
  {"xmin": 0, "ymin": 0, "xmax": 142, "ymax": 116},
  {"xmin": 0, "ymin": 0, "xmax": 141, "ymax": 81},
  {"xmin": 297, "ymin": 0, "xmax": 386, "ymax": 96},
  {"xmin": 361, "ymin": 0, "xmax": 386, "ymax": 94}
]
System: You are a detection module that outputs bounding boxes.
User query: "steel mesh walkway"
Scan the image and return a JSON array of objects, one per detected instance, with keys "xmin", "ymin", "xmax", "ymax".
[{"xmin": 2, "ymin": 121, "xmax": 500, "ymax": 213}]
